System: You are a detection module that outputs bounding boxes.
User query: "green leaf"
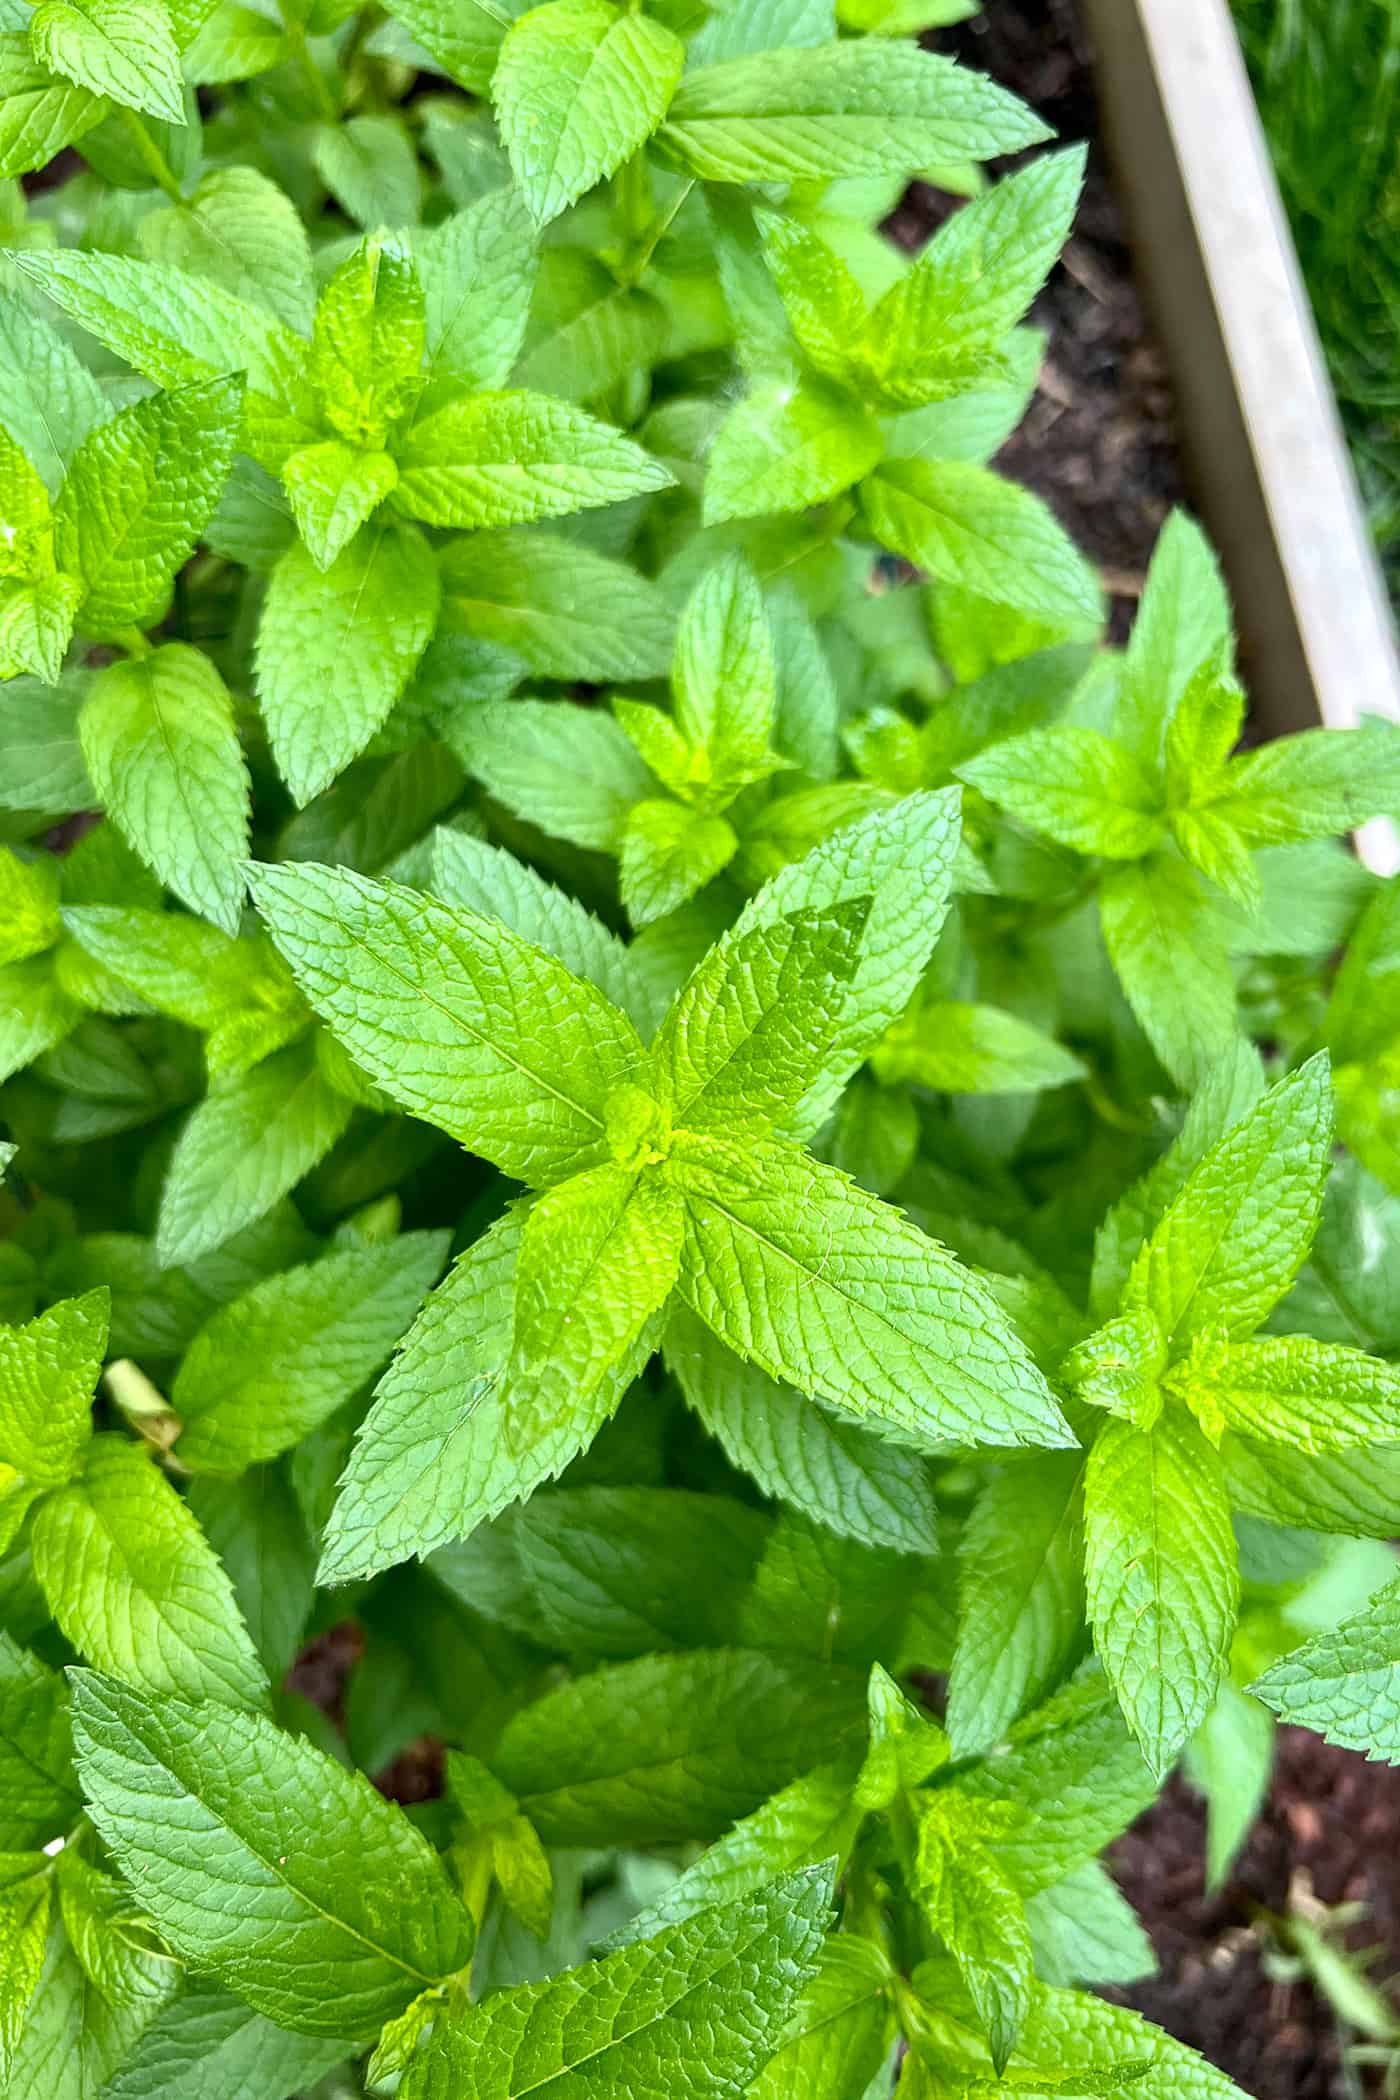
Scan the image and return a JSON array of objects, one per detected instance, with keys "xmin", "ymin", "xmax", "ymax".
[
  {"xmin": 172, "ymin": 1232, "xmax": 446, "ymax": 1473},
  {"xmin": 377, "ymin": 0, "xmax": 531, "ymax": 92},
  {"xmin": 0, "ymin": 954, "xmax": 77, "ymax": 1084},
  {"xmin": 247, "ymin": 860, "xmax": 646, "ymax": 1184},
  {"xmin": 1252, "ymin": 1574, "xmax": 1400, "ymax": 1764},
  {"xmin": 401, "ymin": 1867, "xmax": 830, "ymax": 2100},
  {"xmin": 621, "ymin": 799, "xmax": 737, "ymax": 926},
  {"xmin": 52, "ymin": 377, "xmax": 242, "ymax": 639},
  {"xmin": 185, "ymin": 1465, "xmax": 315, "ymax": 1681},
  {"xmin": 1201, "ymin": 720, "xmax": 1400, "ymax": 845},
  {"xmin": 492, "ymin": 1648, "xmax": 864, "ymax": 1843},
  {"xmin": 393, "ymin": 389, "xmax": 670, "ymax": 529},
  {"xmin": 0, "ymin": 37, "xmax": 104, "ymax": 181},
  {"xmin": 0, "ymin": 1635, "xmax": 79, "ymax": 1850},
  {"xmin": 1123, "ymin": 1054, "xmax": 1333, "ymax": 1351},
  {"xmin": 872, "ymin": 1000, "xmax": 1085, "ymax": 1095},
  {"xmin": 455, "ymin": 696, "xmax": 655, "ymax": 853},
  {"xmin": 69, "ymin": 1669, "xmax": 476, "ymax": 2038},
  {"xmin": 319, "ymin": 1209, "xmax": 628, "ymax": 1583},
  {"xmin": 669, "ymin": 553, "xmax": 778, "ymax": 786},
  {"xmin": 916, "ymin": 1793, "xmax": 1034, "ymax": 2072},
  {"xmin": 1327, "ymin": 873, "xmax": 1400, "ymax": 1065},
  {"xmin": 494, "ymin": 0, "xmax": 685, "ymax": 225},
  {"xmin": 1186, "ymin": 1680, "xmax": 1274, "ymax": 1892},
  {"xmin": 1117, "ymin": 510, "xmax": 1232, "ymax": 766},
  {"xmin": 960, "ymin": 728, "xmax": 1162, "ymax": 859},
  {"xmin": 137, "ymin": 165, "xmax": 315, "ymax": 334},
  {"xmin": 754, "ymin": 209, "xmax": 870, "ymax": 389},
  {"xmin": 430, "ymin": 827, "xmax": 635, "ymax": 1015},
  {"xmin": 0, "ymin": 1288, "xmax": 105, "ymax": 1487},
  {"xmin": 29, "ymin": 0, "xmax": 184, "ymax": 123},
  {"xmin": 439, "ymin": 528, "xmax": 674, "ymax": 679},
  {"xmin": 255, "ymin": 521, "xmax": 439, "ymax": 803},
  {"xmin": 0, "ymin": 301, "xmax": 107, "ymax": 499},
  {"xmin": 863, "ymin": 148, "xmax": 1084, "ymax": 402},
  {"xmin": 704, "ymin": 377, "xmax": 883, "ymax": 526},
  {"xmin": 0, "ymin": 575, "xmax": 81, "ymax": 685},
  {"xmin": 861, "ymin": 460, "xmax": 1101, "ymax": 629},
  {"xmin": 282, "ymin": 440, "xmax": 398, "ymax": 571},
  {"xmin": 1024, "ymin": 1859, "xmax": 1156, "ymax": 1990},
  {"xmin": 946, "ymin": 1453, "xmax": 1084, "ymax": 1756},
  {"xmin": 504, "ymin": 1166, "xmax": 681, "ymax": 1451},
  {"xmin": 651, "ymin": 903, "xmax": 868, "ymax": 1135},
  {"xmin": 78, "ymin": 644, "xmax": 250, "ymax": 935},
  {"xmin": 1084, "ymin": 1408, "xmax": 1239, "ymax": 1777},
  {"xmin": 0, "ymin": 1865, "xmax": 49, "ymax": 2082},
  {"xmin": 155, "ymin": 1039, "xmax": 354, "ymax": 1268},
  {"xmin": 1224, "ymin": 1438, "xmax": 1400, "ymax": 1538},
  {"xmin": 311, "ymin": 236, "xmax": 425, "ymax": 450},
  {"xmin": 746, "ymin": 1937, "xmax": 893, "ymax": 2100},
  {"xmin": 667, "ymin": 1304, "xmax": 938, "ymax": 1553},
  {"xmin": 99, "ymin": 1977, "xmax": 349, "ymax": 2100},
  {"xmin": 672, "ymin": 1131, "xmax": 1072, "ymax": 1452},
  {"xmin": 32, "ymin": 1436, "xmax": 268, "ymax": 1710},
  {"xmin": 0, "ymin": 1897, "xmax": 173, "ymax": 2099},
  {"xmin": 314, "ymin": 112, "xmax": 420, "ymax": 229},
  {"xmin": 1171, "ymin": 1333, "xmax": 1400, "ymax": 1454},
  {"xmin": 1098, "ymin": 856, "xmax": 1241, "ymax": 1090},
  {"xmin": 417, "ymin": 189, "xmax": 538, "ymax": 394},
  {"xmin": 662, "ymin": 40, "xmax": 1048, "ymax": 183}
]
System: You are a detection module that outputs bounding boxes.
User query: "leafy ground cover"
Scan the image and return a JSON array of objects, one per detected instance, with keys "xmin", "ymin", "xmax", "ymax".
[{"xmin": 1, "ymin": 2, "xmax": 1400, "ymax": 2096}]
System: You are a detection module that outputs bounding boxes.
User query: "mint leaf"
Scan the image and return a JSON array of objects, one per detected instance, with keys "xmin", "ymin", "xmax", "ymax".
[
  {"xmin": 0, "ymin": 1636, "xmax": 79, "ymax": 1850},
  {"xmin": 247, "ymin": 861, "xmax": 646, "ymax": 1184},
  {"xmin": 255, "ymin": 522, "xmax": 440, "ymax": 804},
  {"xmin": 960, "ymin": 727, "xmax": 1163, "ymax": 859},
  {"xmin": 417, "ymin": 189, "xmax": 538, "ymax": 393},
  {"xmin": 69, "ymin": 1669, "xmax": 475, "ymax": 2038},
  {"xmin": 494, "ymin": 0, "xmax": 684, "ymax": 225},
  {"xmin": 401, "ymin": 1869, "xmax": 830, "ymax": 2100},
  {"xmin": 1172, "ymin": 1334, "xmax": 1400, "ymax": 1454},
  {"xmin": 1098, "ymin": 856, "xmax": 1241, "ymax": 1090},
  {"xmin": 1117, "ymin": 508, "xmax": 1232, "ymax": 767},
  {"xmin": 872, "ymin": 1000, "xmax": 1086, "ymax": 1095},
  {"xmin": 704, "ymin": 377, "xmax": 883, "ymax": 526},
  {"xmin": 393, "ymin": 389, "xmax": 670, "ymax": 529},
  {"xmin": 0, "ymin": 1288, "xmax": 106, "ymax": 1487},
  {"xmin": 746, "ymin": 1937, "xmax": 893, "ymax": 2100},
  {"xmin": 32, "ymin": 1437, "xmax": 268, "ymax": 1710},
  {"xmin": 672, "ymin": 1131, "xmax": 1073, "ymax": 1452},
  {"xmin": 862, "ymin": 460, "xmax": 1101, "ymax": 629},
  {"xmin": 100, "ymin": 1978, "xmax": 349, "ymax": 2100},
  {"xmin": 79, "ymin": 644, "xmax": 251, "ymax": 934},
  {"xmin": 185, "ymin": 1466, "xmax": 316, "ymax": 1680},
  {"xmin": 282, "ymin": 440, "xmax": 398, "ymax": 571},
  {"xmin": 1252, "ymin": 1574, "xmax": 1400, "ymax": 1764},
  {"xmin": 621, "ymin": 800, "xmax": 738, "ymax": 926},
  {"xmin": 0, "ymin": 40, "xmax": 104, "ymax": 179},
  {"xmin": 454, "ymin": 697, "xmax": 655, "ymax": 853},
  {"xmin": 172, "ymin": 1231, "xmax": 447, "ymax": 1473},
  {"xmin": 915, "ymin": 1793, "xmax": 1034, "ymax": 2071},
  {"xmin": 439, "ymin": 528, "xmax": 674, "ymax": 679},
  {"xmin": 29, "ymin": 0, "xmax": 184, "ymax": 123},
  {"xmin": 430, "ymin": 826, "xmax": 635, "ymax": 1017},
  {"xmin": 1084, "ymin": 1408, "xmax": 1239, "ymax": 1776}
]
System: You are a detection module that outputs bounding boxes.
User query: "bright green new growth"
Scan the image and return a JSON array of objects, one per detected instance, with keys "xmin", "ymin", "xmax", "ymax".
[{"xmin": 0, "ymin": 4, "xmax": 1397, "ymax": 2097}]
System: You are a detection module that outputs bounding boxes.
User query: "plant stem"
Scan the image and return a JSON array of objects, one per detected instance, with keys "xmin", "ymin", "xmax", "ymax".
[
  {"xmin": 282, "ymin": 14, "xmax": 338, "ymax": 122},
  {"xmin": 116, "ymin": 107, "xmax": 184, "ymax": 204}
]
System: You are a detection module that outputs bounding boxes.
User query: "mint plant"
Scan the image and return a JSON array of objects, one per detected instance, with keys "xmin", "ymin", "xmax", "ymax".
[{"xmin": 1, "ymin": 6, "xmax": 1399, "ymax": 2098}]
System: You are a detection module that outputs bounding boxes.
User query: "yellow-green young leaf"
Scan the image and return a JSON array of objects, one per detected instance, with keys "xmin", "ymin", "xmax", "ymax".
[
  {"xmin": 0, "ymin": 1636, "xmax": 81, "ymax": 1850},
  {"xmin": 29, "ymin": 0, "xmax": 184, "ymax": 123},
  {"xmin": 494, "ymin": 0, "xmax": 684, "ymax": 225},
  {"xmin": 503, "ymin": 1168, "xmax": 681, "ymax": 1454},
  {"xmin": 621, "ymin": 800, "xmax": 737, "ymax": 927},
  {"xmin": 311, "ymin": 235, "xmax": 425, "ymax": 450},
  {"xmin": 861, "ymin": 148, "xmax": 1085, "ymax": 403},
  {"xmin": 438, "ymin": 528, "xmax": 674, "ymax": 680},
  {"xmin": 1163, "ymin": 650, "xmax": 1244, "ymax": 806},
  {"xmin": 945, "ymin": 1451, "xmax": 1085, "ymax": 1757},
  {"xmin": 0, "ymin": 421, "xmax": 53, "ymax": 571},
  {"xmin": 1117, "ymin": 508, "xmax": 1233, "ymax": 768},
  {"xmin": 79, "ymin": 645, "xmax": 250, "ymax": 935},
  {"xmin": 52, "ymin": 377, "xmax": 243, "ymax": 639},
  {"xmin": 703, "ymin": 377, "xmax": 883, "ymax": 526},
  {"xmin": 0, "ymin": 572, "xmax": 82, "ymax": 683},
  {"xmin": 0, "ymin": 37, "xmax": 105, "ymax": 180},
  {"xmin": 249, "ymin": 860, "xmax": 645, "ymax": 1182},
  {"xmin": 650, "ymin": 903, "xmax": 869, "ymax": 1137},
  {"xmin": 755, "ymin": 210, "xmax": 870, "ymax": 389},
  {"xmin": 0, "ymin": 1288, "xmax": 105, "ymax": 1487},
  {"xmin": 1252, "ymin": 1574, "xmax": 1400, "ymax": 1764},
  {"xmin": 12, "ymin": 249, "xmax": 320, "ymax": 473},
  {"xmin": 662, "ymin": 40, "xmax": 1048, "ymax": 183},
  {"xmin": 0, "ymin": 954, "xmax": 78, "ymax": 1083},
  {"xmin": 392, "ymin": 389, "xmax": 670, "ymax": 530},
  {"xmin": 672, "ymin": 1131, "xmax": 1072, "ymax": 1453},
  {"xmin": 872, "ymin": 1000, "xmax": 1085, "ymax": 1096},
  {"xmin": 69, "ymin": 1671, "xmax": 476, "ymax": 2039},
  {"xmin": 1171, "ymin": 1334, "xmax": 1400, "ymax": 1454},
  {"xmin": 493, "ymin": 1649, "xmax": 864, "ymax": 1843},
  {"xmin": 672, "ymin": 553, "xmax": 778, "ymax": 788},
  {"xmin": 0, "ymin": 1864, "xmax": 50, "ymax": 2079},
  {"xmin": 1084, "ymin": 1407, "xmax": 1239, "ymax": 1778},
  {"xmin": 255, "ymin": 520, "xmax": 439, "ymax": 804},
  {"xmin": 137, "ymin": 165, "xmax": 315, "ymax": 333},
  {"xmin": 155, "ymin": 1038, "xmax": 354, "ymax": 1267},
  {"xmin": 861, "ymin": 460, "xmax": 1101, "ymax": 630},
  {"xmin": 401, "ymin": 1868, "xmax": 830, "ymax": 2100},
  {"xmin": 455, "ymin": 697, "xmax": 657, "ymax": 853},
  {"xmin": 666, "ymin": 1305, "xmax": 939, "ymax": 1555},
  {"xmin": 1123, "ymin": 1053, "xmax": 1333, "ymax": 1352},
  {"xmin": 0, "ymin": 850, "xmax": 60, "ymax": 966},
  {"xmin": 281, "ymin": 440, "xmax": 398, "ymax": 572},
  {"xmin": 1098, "ymin": 855, "xmax": 1242, "ymax": 1091},
  {"xmin": 32, "ymin": 1437, "xmax": 268, "ymax": 1710},
  {"xmin": 430, "ymin": 828, "xmax": 635, "ymax": 1016},
  {"xmin": 1200, "ymin": 718, "xmax": 1400, "ymax": 846},
  {"xmin": 916, "ymin": 1794, "xmax": 1034, "ymax": 2072},
  {"xmin": 959, "ymin": 727, "xmax": 1162, "ymax": 860},
  {"xmin": 172, "ymin": 1231, "xmax": 447, "ymax": 1474}
]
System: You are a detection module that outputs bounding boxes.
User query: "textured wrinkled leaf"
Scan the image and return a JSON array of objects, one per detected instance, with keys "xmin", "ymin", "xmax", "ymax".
[
  {"xmin": 29, "ymin": 0, "xmax": 183, "ymax": 122},
  {"xmin": 1253, "ymin": 1575, "xmax": 1400, "ymax": 1764},
  {"xmin": 282, "ymin": 441, "xmax": 398, "ymax": 571},
  {"xmin": 0, "ymin": 301, "xmax": 108, "ymax": 497},
  {"xmin": 746, "ymin": 1937, "xmax": 893, "ymax": 2100},
  {"xmin": 70, "ymin": 1670, "xmax": 476, "ymax": 2038},
  {"xmin": 0, "ymin": 37, "xmax": 105, "ymax": 180},
  {"xmin": 494, "ymin": 0, "xmax": 685, "ymax": 224},
  {"xmin": 101, "ymin": 1976, "xmax": 349, "ymax": 2100},
  {"xmin": 873, "ymin": 1000, "xmax": 1085, "ymax": 1096},
  {"xmin": 0, "ymin": 1288, "xmax": 105, "ymax": 1487},
  {"xmin": 137, "ymin": 165, "xmax": 315, "ymax": 332},
  {"xmin": 862, "ymin": 459, "xmax": 1100, "ymax": 629},
  {"xmin": 417, "ymin": 188, "xmax": 538, "ymax": 393},
  {"xmin": 393, "ymin": 389, "xmax": 669, "ymax": 529},
  {"xmin": 438, "ymin": 529, "xmax": 674, "ymax": 679},
  {"xmin": 454, "ymin": 696, "xmax": 655, "ymax": 853},
  {"xmin": 173, "ymin": 1232, "xmax": 447, "ymax": 1473},
  {"xmin": 31, "ymin": 1436, "xmax": 268, "ymax": 1710},
  {"xmin": 248, "ymin": 861, "xmax": 645, "ymax": 1182},
  {"xmin": 430, "ymin": 827, "xmax": 635, "ymax": 1018},
  {"xmin": 0, "ymin": 1636, "xmax": 79, "ymax": 1851},
  {"xmin": 1175, "ymin": 1334, "xmax": 1400, "ymax": 1454},
  {"xmin": 960, "ymin": 728, "xmax": 1162, "ymax": 859},
  {"xmin": 79, "ymin": 644, "xmax": 250, "ymax": 934},
  {"xmin": 1099, "ymin": 856, "xmax": 1241, "ymax": 1091}
]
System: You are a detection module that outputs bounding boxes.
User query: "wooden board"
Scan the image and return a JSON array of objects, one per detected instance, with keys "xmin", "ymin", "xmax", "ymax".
[{"xmin": 1080, "ymin": 0, "xmax": 1400, "ymax": 872}]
